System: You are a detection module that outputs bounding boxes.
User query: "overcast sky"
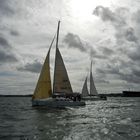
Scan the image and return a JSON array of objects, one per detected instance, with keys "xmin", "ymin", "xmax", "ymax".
[{"xmin": 0, "ymin": 0, "xmax": 140, "ymax": 95}]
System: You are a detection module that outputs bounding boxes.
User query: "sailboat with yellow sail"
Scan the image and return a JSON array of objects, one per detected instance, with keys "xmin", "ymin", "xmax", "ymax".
[{"xmin": 32, "ymin": 21, "xmax": 85, "ymax": 107}]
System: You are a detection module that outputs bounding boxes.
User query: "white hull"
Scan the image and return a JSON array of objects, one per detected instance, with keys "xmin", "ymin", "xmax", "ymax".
[
  {"xmin": 82, "ymin": 96, "xmax": 107, "ymax": 101},
  {"xmin": 32, "ymin": 97, "xmax": 85, "ymax": 107}
]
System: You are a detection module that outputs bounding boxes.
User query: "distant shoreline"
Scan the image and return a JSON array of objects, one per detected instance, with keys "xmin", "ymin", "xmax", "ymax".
[
  {"xmin": 0, "ymin": 92, "xmax": 140, "ymax": 97},
  {"xmin": 0, "ymin": 94, "xmax": 121, "ymax": 97},
  {"xmin": 0, "ymin": 95, "xmax": 32, "ymax": 97}
]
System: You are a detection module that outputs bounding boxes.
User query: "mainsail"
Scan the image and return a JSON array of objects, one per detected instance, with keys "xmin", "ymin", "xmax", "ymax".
[
  {"xmin": 53, "ymin": 21, "xmax": 73, "ymax": 94},
  {"xmin": 81, "ymin": 77, "xmax": 89, "ymax": 97},
  {"xmin": 90, "ymin": 61, "xmax": 98, "ymax": 95},
  {"xmin": 32, "ymin": 36, "xmax": 55, "ymax": 100}
]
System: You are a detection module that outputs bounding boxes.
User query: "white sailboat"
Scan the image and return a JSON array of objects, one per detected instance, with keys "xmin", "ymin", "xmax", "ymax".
[
  {"xmin": 81, "ymin": 61, "xmax": 107, "ymax": 100},
  {"xmin": 32, "ymin": 21, "xmax": 85, "ymax": 107}
]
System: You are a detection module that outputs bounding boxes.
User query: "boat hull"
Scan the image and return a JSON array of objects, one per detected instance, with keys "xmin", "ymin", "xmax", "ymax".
[{"xmin": 32, "ymin": 98, "xmax": 85, "ymax": 107}]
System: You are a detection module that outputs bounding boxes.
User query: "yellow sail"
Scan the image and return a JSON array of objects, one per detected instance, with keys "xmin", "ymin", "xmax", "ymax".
[
  {"xmin": 32, "ymin": 35, "xmax": 56, "ymax": 100},
  {"xmin": 32, "ymin": 48, "xmax": 52, "ymax": 100}
]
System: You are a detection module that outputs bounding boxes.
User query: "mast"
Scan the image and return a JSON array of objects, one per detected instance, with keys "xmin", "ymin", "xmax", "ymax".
[{"xmin": 53, "ymin": 21, "xmax": 61, "ymax": 93}]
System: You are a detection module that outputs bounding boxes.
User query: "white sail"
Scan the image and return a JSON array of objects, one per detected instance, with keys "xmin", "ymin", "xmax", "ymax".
[
  {"xmin": 90, "ymin": 61, "xmax": 98, "ymax": 96},
  {"xmin": 53, "ymin": 21, "xmax": 73, "ymax": 94},
  {"xmin": 81, "ymin": 77, "xmax": 89, "ymax": 97}
]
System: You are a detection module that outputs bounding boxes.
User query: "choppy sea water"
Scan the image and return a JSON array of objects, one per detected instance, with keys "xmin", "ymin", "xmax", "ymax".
[{"xmin": 0, "ymin": 97, "xmax": 140, "ymax": 140}]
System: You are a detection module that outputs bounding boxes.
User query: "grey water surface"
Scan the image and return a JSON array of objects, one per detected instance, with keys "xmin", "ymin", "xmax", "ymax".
[{"xmin": 0, "ymin": 97, "xmax": 140, "ymax": 140}]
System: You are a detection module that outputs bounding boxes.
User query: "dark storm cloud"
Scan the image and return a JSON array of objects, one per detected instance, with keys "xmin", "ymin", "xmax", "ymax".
[
  {"xmin": 100, "ymin": 47, "xmax": 114, "ymax": 55},
  {"xmin": 93, "ymin": 5, "xmax": 140, "ymax": 83},
  {"xmin": 96, "ymin": 79, "xmax": 110, "ymax": 84},
  {"xmin": 119, "ymin": 72, "xmax": 140, "ymax": 84},
  {"xmin": 133, "ymin": 10, "xmax": 140, "ymax": 24},
  {"xmin": 10, "ymin": 30, "xmax": 19, "ymax": 36},
  {"xmin": 96, "ymin": 68, "xmax": 105, "ymax": 74},
  {"xmin": 0, "ymin": 36, "xmax": 18, "ymax": 63},
  {"xmin": 0, "ymin": 0, "xmax": 14, "ymax": 16},
  {"xmin": 115, "ymin": 27, "xmax": 138, "ymax": 44},
  {"xmin": 17, "ymin": 60, "xmax": 42, "ymax": 73},
  {"xmin": 92, "ymin": 54, "xmax": 108, "ymax": 59},
  {"xmin": 133, "ymin": 69, "xmax": 140, "ymax": 77},
  {"xmin": 96, "ymin": 64, "xmax": 120, "ymax": 75},
  {"xmin": 93, "ymin": 6, "xmax": 138, "ymax": 44},
  {"xmin": 124, "ymin": 27, "xmax": 137, "ymax": 42},
  {"xmin": 128, "ymin": 49, "xmax": 140, "ymax": 61},
  {"xmin": 63, "ymin": 33, "xmax": 86, "ymax": 52},
  {"xmin": 0, "ymin": 0, "xmax": 29, "ymax": 22},
  {"xmin": 110, "ymin": 58, "xmax": 140, "ymax": 84},
  {"xmin": 133, "ymin": 10, "xmax": 140, "ymax": 43},
  {"xmin": 0, "ymin": 36, "xmax": 10, "ymax": 48},
  {"xmin": 63, "ymin": 33, "xmax": 105, "ymax": 59},
  {"xmin": 90, "ymin": 46, "xmax": 113, "ymax": 60},
  {"xmin": 93, "ymin": 6, "xmax": 126, "ymax": 26},
  {"xmin": 95, "ymin": 68, "xmax": 110, "ymax": 84},
  {"xmin": 63, "ymin": 32, "xmax": 117, "ymax": 60},
  {"xmin": 126, "ymin": 10, "xmax": 140, "ymax": 64},
  {"xmin": 97, "ymin": 60, "xmax": 140, "ymax": 84},
  {"xmin": 63, "ymin": 32, "xmax": 107, "ymax": 60},
  {"xmin": 89, "ymin": 47, "xmax": 97, "ymax": 58},
  {"xmin": 107, "ymin": 64, "xmax": 120, "ymax": 75},
  {"xmin": 0, "ymin": 51, "xmax": 17, "ymax": 63}
]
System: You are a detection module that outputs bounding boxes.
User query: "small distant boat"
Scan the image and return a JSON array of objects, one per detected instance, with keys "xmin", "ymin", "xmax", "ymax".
[
  {"xmin": 81, "ymin": 61, "xmax": 107, "ymax": 101},
  {"xmin": 32, "ymin": 21, "xmax": 85, "ymax": 107}
]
